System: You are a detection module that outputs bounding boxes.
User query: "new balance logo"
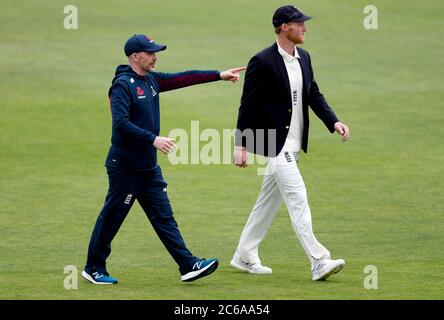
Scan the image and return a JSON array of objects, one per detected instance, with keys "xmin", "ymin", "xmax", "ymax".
[
  {"xmin": 124, "ymin": 194, "xmax": 133, "ymax": 205},
  {"xmin": 193, "ymin": 261, "xmax": 203, "ymax": 270},
  {"xmin": 292, "ymin": 90, "xmax": 298, "ymax": 104},
  {"xmin": 151, "ymin": 85, "xmax": 157, "ymax": 97},
  {"xmin": 284, "ymin": 151, "xmax": 292, "ymax": 163}
]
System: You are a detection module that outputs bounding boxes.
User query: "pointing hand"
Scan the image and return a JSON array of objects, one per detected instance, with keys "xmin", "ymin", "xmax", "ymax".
[{"xmin": 220, "ymin": 67, "xmax": 247, "ymax": 83}]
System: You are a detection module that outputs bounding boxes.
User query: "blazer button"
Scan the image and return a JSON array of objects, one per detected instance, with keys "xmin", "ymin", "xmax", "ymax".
[
  {"xmin": 285, "ymin": 126, "xmax": 289, "ymax": 129},
  {"xmin": 288, "ymin": 109, "xmax": 292, "ymax": 112}
]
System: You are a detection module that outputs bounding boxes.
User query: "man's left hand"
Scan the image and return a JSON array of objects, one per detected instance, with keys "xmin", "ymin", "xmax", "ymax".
[
  {"xmin": 334, "ymin": 122, "xmax": 350, "ymax": 142},
  {"xmin": 220, "ymin": 67, "xmax": 247, "ymax": 83}
]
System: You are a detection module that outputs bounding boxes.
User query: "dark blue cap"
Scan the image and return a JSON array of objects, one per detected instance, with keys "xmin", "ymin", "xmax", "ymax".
[
  {"xmin": 272, "ymin": 5, "xmax": 312, "ymax": 27},
  {"xmin": 124, "ymin": 34, "xmax": 167, "ymax": 56}
]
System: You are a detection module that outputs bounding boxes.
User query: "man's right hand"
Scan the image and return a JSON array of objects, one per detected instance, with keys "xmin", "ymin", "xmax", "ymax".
[
  {"xmin": 153, "ymin": 136, "xmax": 177, "ymax": 154},
  {"xmin": 234, "ymin": 146, "xmax": 248, "ymax": 168}
]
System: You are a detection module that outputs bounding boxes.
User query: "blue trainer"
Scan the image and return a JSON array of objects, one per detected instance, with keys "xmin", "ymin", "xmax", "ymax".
[
  {"xmin": 82, "ymin": 270, "xmax": 118, "ymax": 285},
  {"xmin": 181, "ymin": 258, "xmax": 218, "ymax": 282}
]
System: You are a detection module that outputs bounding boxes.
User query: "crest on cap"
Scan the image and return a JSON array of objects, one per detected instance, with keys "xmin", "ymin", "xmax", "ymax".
[
  {"xmin": 272, "ymin": 5, "xmax": 312, "ymax": 27},
  {"xmin": 124, "ymin": 34, "xmax": 167, "ymax": 56}
]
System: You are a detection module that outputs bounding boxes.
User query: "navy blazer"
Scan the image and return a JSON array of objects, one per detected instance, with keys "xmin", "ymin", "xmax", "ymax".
[{"xmin": 235, "ymin": 42, "xmax": 339, "ymax": 156}]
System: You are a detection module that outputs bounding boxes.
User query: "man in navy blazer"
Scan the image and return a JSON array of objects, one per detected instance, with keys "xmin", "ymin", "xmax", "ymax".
[{"xmin": 231, "ymin": 5, "xmax": 350, "ymax": 281}]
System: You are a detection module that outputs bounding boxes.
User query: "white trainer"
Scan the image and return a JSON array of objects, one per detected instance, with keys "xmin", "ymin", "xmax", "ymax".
[
  {"xmin": 312, "ymin": 258, "xmax": 345, "ymax": 281},
  {"xmin": 230, "ymin": 256, "xmax": 272, "ymax": 274}
]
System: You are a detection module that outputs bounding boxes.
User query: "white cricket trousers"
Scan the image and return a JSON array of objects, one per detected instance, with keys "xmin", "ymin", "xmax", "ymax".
[{"xmin": 235, "ymin": 151, "xmax": 330, "ymax": 265}]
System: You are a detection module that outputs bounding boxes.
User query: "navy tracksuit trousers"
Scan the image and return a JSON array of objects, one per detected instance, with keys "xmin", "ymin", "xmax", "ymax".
[{"xmin": 85, "ymin": 165, "xmax": 197, "ymax": 275}]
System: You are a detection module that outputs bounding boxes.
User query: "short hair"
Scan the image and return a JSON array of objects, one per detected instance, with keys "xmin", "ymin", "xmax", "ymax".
[{"xmin": 274, "ymin": 26, "xmax": 282, "ymax": 34}]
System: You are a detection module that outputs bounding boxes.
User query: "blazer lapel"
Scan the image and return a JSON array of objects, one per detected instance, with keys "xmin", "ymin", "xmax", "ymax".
[
  {"xmin": 271, "ymin": 43, "xmax": 291, "ymax": 100},
  {"xmin": 296, "ymin": 47, "xmax": 310, "ymax": 101}
]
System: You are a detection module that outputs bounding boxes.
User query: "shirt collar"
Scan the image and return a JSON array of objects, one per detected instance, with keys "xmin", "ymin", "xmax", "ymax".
[{"xmin": 276, "ymin": 40, "xmax": 300, "ymax": 63}]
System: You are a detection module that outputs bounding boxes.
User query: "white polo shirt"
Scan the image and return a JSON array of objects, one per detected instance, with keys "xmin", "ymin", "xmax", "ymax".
[{"xmin": 277, "ymin": 41, "xmax": 304, "ymax": 153}]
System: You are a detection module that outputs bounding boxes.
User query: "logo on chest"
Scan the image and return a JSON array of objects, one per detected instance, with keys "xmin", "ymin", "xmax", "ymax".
[
  {"xmin": 150, "ymin": 85, "xmax": 157, "ymax": 97},
  {"xmin": 136, "ymin": 86, "xmax": 146, "ymax": 99}
]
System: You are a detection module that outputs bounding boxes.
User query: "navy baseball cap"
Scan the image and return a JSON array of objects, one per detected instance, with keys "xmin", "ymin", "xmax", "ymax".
[
  {"xmin": 124, "ymin": 34, "xmax": 167, "ymax": 56},
  {"xmin": 272, "ymin": 5, "xmax": 312, "ymax": 27}
]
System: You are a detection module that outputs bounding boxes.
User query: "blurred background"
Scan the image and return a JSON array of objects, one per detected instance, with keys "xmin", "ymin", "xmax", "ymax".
[{"xmin": 0, "ymin": 0, "xmax": 443, "ymax": 299}]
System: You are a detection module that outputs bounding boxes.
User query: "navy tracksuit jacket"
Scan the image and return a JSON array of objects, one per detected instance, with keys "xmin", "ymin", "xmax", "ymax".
[{"xmin": 85, "ymin": 65, "xmax": 221, "ymax": 274}]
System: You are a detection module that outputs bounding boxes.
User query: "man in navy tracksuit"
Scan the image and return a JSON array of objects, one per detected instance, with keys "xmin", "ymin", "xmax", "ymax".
[{"xmin": 82, "ymin": 34, "xmax": 245, "ymax": 284}]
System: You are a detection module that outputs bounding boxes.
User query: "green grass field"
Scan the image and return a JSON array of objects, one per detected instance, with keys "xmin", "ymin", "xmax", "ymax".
[{"xmin": 1, "ymin": 0, "xmax": 443, "ymax": 300}]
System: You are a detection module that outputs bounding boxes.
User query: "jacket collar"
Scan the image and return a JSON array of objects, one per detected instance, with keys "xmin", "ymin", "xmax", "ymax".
[
  {"xmin": 271, "ymin": 43, "xmax": 291, "ymax": 99},
  {"xmin": 271, "ymin": 42, "xmax": 309, "ymax": 101},
  {"xmin": 276, "ymin": 40, "xmax": 300, "ymax": 63}
]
